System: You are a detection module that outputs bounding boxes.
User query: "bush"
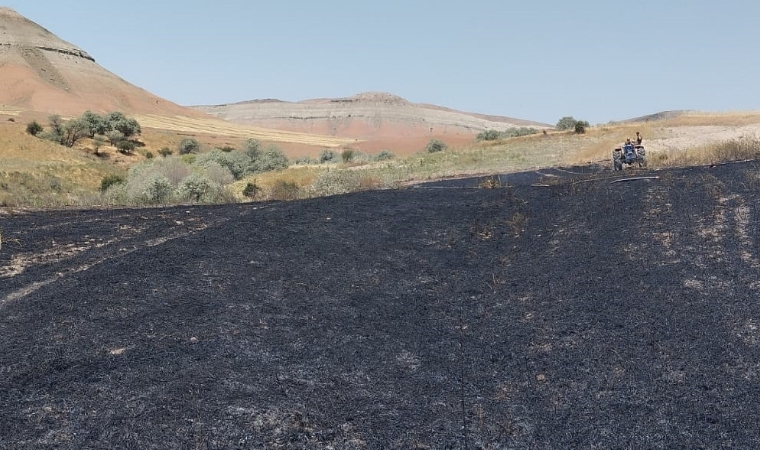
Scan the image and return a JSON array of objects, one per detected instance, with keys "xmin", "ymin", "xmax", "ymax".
[
  {"xmin": 556, "ymin": 116, "xmax": 577, "ymax": 130},
  {"xmin": 145, "ymin": 151, "xmax": 154, "ymax": 159},
  {"xmin": 117, "ymin": 140, "xmax": 135, "ymax": 154},
  {"xmin": 269, "ymin": 181, "xmax": 301, "ymax": 201},
  {"xmin": 341, "ymin": 148, "xmax": 356, "ymax": 163},
  {"xmin": 319, "ymin": 149, "xmax": 338, "ymax": 163},
  {"xmin": 243, "ymin": 139, "xmax": 261, "ymax": 160},
  {"xmin": 158, "ymin": 147, "xmax": 173, "ymax": 157},
  {"xmin": 26, "ymin": 120, "xmax": 43, "ymax": 136},
  {"xmin": 242, "ymin": 181, "xmax": 260, "ymax": 198},
  {"xmin": 108, "ymin": 130, "xmax": 124, "ymax": 145},
  {"xmin": 575, "ymin": 121, "xmax": 589, "ymax": 134},
  {"xmin": 219, "ymin": 146, "xmax": 236, "ymax": 153},
  {"xmin": 100, "ymin": 174, "xmax": 125, "ymax": 193},
  {"xmin": 177, "ymin": 174, "xmax": 214, "ymax": 202},
  {"xmin": 476, "ymin": 129, "xmax": 501, "ymax": 141},
  {"xmin": 125, "ymin": 172, "xmax": 174, "ymax": 205},
  {"xmin": 426, "ymin": 139, "xmax": 447, "ymax": 153},
  {"xmin": 178, "ymin": 138, "xmax": 200, "ymax": 155},
  {"xmin": 200, "ymin": 161, "xmax": 235, "ymax": 186},
  {"xmin": 375, "ymin": 150, "xmax": 395, "ymax": 161},
  {"xmin": 196, "ymin": 149, "xmax": 250, "ymax": 179},
  {"xmin": 252, "ymin": 145, "xmax": 289, "ymax": 173}
]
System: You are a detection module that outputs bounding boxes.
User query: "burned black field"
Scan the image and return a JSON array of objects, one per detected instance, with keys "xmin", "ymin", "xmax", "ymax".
[{"xmin": 2, "ymin": 162, "xmax": 760, "ymax": 449}]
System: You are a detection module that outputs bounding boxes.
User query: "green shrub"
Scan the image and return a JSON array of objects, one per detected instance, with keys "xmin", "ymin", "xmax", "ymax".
[
  {"xmin": 108, "ymin": 130, "xmax": 124, "ymax": 145},
  {"xmin": 341, "ymin": 148, "xmax": 356, "ymax": 163},
  {"xmin": 574, "ymin": 121, "xmax": 589, "ymax": 134},
  {"xmin": 133, "ymin": 174, "xmax": 173, "ymax": 204},
  {"xmin": 196, "ymin": 149, "xmax": 250, "ymax": 179},
  {"xmin": 117, "ymin": 140, "xmax": 135, "ymax": 154},
  {"xmin": 252, "ymin": 145, "xmax": 289, "ymax": 173},
  {"xmin": 242, "ymin": 181, "xmax": 259, "ymax": 198},
  {"xmin": 556, "ymin": 116, "xmax": 577, "ymax": 130},
  {"xmin": 178, "ymin": 173, "xmax": 214, "ymax": 202},
  {"xmin": 158, "ymin": 147, "xmax": 173, "ymax": 157},
  {"xmin": 200, "ymin": 161, "xmax": 235, "ymax": 186},
  {"xmin": 100, "ymin": 174, "xmax": 125, "ymax": 193},
  {"xmin": 426, "ymin": 139, "xmax": 447, "ymax": 153},
  {"xmin": 319, "ymin": 149, "xmax": 338, "ymax": 163},
  {"xmin": 26, "ymin": 120, "xmax": 43, "ymax": 136},
  {"xmin": 243, "ymin": 139, "xmax": 261, "ymax": 160},
  {"xmin": 178, "ymin": 137, "xmax": 200, "ymax": 155},
  {"xmin": 375, "ymin": 150, "xmax": 395, "ymax": 161},
  {"xmin": 476, "ymin": 129, "xmax": 500, "ymax": 141}
]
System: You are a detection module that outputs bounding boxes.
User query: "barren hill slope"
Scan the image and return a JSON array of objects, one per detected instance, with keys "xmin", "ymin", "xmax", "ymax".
[
  {"xmin": 194, "ymin": 92, "xmax": 552, "ymax": 153},
  {"xmin": 2, "ymin": 162, "xmax": 760, "ymax": 447},
  {"xmin": 0, "ymin": 7, "xmax": 206, "ymax": 118}
]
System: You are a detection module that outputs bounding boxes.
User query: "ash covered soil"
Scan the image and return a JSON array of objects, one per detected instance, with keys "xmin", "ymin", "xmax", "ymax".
[{"xmin": 2, "ymin": 162, "xmax": 760, "ymax": 449}]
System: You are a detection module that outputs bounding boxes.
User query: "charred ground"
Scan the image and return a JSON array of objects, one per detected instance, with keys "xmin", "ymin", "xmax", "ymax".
[{"xmin": 1, "ymin": 162, "xmax": 760, "ymax": 448}]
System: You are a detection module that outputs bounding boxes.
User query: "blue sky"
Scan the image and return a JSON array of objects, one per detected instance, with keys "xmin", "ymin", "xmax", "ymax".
[{"xmin": 6, "ymin": 1, "xmax": 760, "ymax": 124}]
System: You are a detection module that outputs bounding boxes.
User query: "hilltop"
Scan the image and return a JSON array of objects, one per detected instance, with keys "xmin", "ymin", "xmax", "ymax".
[
  {"xmin": 0, "ymin": 7, "xmax": 201, "ymax": 118},
  {"xmin": 193, "ymin": 91, "xmax": 552, "ymax": 154}
]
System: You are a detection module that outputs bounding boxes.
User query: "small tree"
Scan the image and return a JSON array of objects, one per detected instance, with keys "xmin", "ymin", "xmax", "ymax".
[
  {"xmin": 574, "ymin": 120, "xmax": 589, "ymax": 134},
  {"xmin": 26, "ymin": 120, "xmax": 43, "ymax": 136},
  {"xmin": 178, "ymin": 138, "xmax": 200, "ymax": 155},
  {"xmin": 61, "ymin": 118, "xmax": 89, "ymax": 147},
  {"xmin": 46, "ymin": 115, "xmax": 65, "ymax": 144},
  {"xmin": 426, "ymin": 139, "xmax": 447, "ymax": 153},
  {"xmin": 556, "ymin": 116, "xmax": 577, "ymax": 131},
  {"xmin": 80, "ymin": 111, "xmax": 107, "ymax": 138},
  {"xmin": 117, "ymin": 140, "xmax": 135, "ymax": 155}
]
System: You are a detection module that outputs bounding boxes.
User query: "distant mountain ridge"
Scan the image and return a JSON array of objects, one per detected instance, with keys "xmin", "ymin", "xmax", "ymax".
[{"xmin": 193, "ymin": 92, "xmax": 551, "ymax": 153}]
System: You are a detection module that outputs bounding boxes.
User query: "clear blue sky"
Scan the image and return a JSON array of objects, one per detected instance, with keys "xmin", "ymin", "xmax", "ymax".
[{"xmin": 7, "ymin": 1, "xmax": 760, "ymax": 124}]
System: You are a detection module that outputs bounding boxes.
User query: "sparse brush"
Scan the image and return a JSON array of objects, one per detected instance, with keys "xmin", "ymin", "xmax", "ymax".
[{"xmin": 478, "ymin": 176, "xmax": 502, "ymax": 189}]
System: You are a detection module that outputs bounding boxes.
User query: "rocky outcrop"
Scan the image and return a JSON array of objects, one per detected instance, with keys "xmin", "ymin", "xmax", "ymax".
[{"xmin": 0, "ymin": 7, "xmax": 204, "ymax": 118}]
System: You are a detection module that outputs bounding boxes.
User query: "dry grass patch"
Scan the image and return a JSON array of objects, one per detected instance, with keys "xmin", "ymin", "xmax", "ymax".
[
  {"xmin": 136, "ymin": 114, "xmax": 355, "ymax": 148},
  {"xmin": 651, "ymin": 137, "xmax": 760, "ymax": 168}
]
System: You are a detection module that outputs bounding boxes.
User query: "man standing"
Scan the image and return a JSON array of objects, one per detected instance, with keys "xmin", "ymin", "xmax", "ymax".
[{"xmin": 635, "ymin": 131, "xmax": 643, "ymax": 145}]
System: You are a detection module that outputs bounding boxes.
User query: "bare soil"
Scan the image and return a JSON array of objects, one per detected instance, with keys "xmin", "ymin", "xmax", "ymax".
[{"xmin": 1, "ymin": 161, "xmax": 760, "ymax": 448}]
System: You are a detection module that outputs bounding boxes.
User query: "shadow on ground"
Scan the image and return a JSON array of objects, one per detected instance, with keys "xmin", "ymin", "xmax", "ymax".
[{"xmin": 1, "ymin": 162, "xmax": 760, "ymax": 448}]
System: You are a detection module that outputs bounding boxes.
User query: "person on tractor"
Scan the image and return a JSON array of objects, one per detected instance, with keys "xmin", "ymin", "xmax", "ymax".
[{"xmin": 635, "ymin": 131, "xmax": 643, "ymax": 145}]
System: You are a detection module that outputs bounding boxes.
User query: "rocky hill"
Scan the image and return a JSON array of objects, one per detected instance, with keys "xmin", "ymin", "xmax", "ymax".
[
  {"xmin": 0, "ymin": 7, "xmax": 203, "ymax": 118},
  {"xmin": 194, "ymin": 92, "xmax": 552, "ymax": 153}
]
